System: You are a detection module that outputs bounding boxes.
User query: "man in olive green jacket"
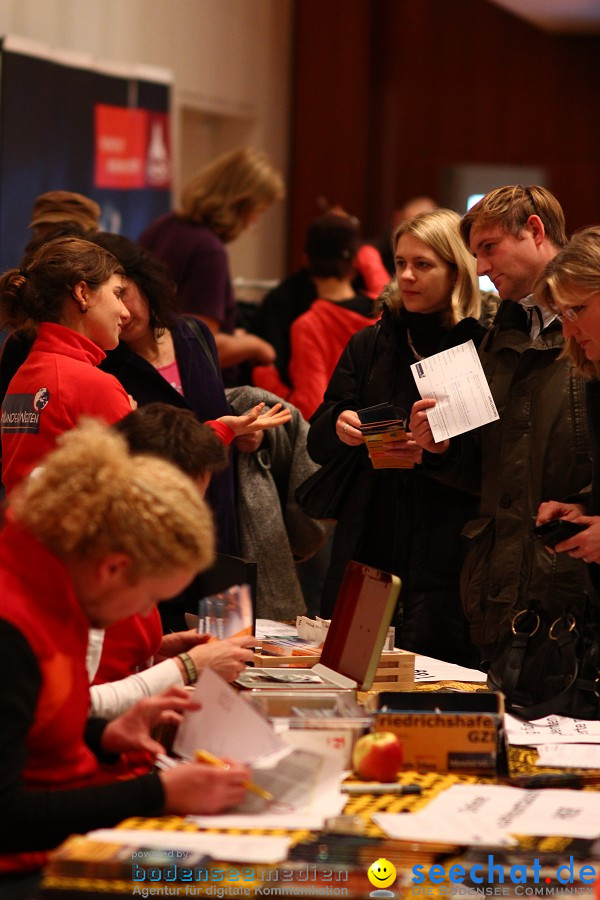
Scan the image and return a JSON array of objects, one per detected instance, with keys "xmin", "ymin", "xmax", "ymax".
[{"xmin": 410, "ymin": 185, "xmax": 591, "ymax": 664}]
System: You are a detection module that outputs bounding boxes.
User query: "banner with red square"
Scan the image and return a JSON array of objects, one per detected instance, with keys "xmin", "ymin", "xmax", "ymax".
[{"xmin": 94, "ymin": 105, "xmax": 171, "ymax": 190}]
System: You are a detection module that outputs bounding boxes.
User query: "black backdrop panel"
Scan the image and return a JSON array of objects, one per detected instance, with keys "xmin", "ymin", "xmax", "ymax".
[{"xmin": 0, "ymin": 42, "xmax": 171, "ymax": 269}]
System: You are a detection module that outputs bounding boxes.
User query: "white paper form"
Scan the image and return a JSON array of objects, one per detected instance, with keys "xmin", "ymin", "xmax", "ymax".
[
  {"xmin": 172, "ymin": 667, "xmax": 286, "ymax": 763},
  {"xmin": 413, "ymin": 653, "xmax": 487, "ymax": 683},
  {"xmin": 86, "ymin": 829, "xmax": 290, "ymax": 864},
  {"xmin": 410, "ymin": 339, "xmax": 499, "ymax": 443},
  {"xmin": 535, "ymin": 744, "xmax": 600, "ymax": 769},
  {"xmin": 375, "ymin": 783, "xmax": 600, "ymax": 843},
  {"xmin": 188, "ymin": 750, "xmax": 347, "ymax": 831},
  {"xmin": 505, "ymin": 713, "xmax": 600, "ymax": 746}
]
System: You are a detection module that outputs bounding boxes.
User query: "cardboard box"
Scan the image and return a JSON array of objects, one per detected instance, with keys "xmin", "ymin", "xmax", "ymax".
[{"xmin": 374, "ymin": 691, "xmax": 507, "ymax": 775}]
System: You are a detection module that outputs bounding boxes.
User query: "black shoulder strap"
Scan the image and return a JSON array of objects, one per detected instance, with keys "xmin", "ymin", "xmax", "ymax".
[{"xmin": 180, "ymin": 315, "xmax": 220, "ymax": 378}]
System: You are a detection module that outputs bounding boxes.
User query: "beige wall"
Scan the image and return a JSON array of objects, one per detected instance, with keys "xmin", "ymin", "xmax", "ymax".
[{"xmin": 0, "ymin": 0, "xmax": 292, "ymax": 281}]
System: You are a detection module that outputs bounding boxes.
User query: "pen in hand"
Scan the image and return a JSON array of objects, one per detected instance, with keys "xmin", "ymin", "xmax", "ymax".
[{"xmin": 194, "ymin": 749, "xmax": 273, "ymax": 801}]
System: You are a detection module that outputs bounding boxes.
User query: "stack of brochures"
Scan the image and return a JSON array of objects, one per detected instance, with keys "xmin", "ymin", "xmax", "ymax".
[{"xmin": 357, "ymin": 402, "xmax": 413, "ymax": 469}]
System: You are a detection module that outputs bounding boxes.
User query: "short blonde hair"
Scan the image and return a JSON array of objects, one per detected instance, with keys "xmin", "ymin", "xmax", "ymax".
[
  {"xmin": 180, "ymin": 147, "xmax": 284, "ymax": 242},
  {"xmin": 535, "ymin": 226, "xmax": 600, "ymax": 378},
  {"xmin": 393, "ymin": 208, "xmax": 481, "ymax": 325},
  {"xmin": 11, "ymin": 420, "xmax": 215, "ymax": 579}
]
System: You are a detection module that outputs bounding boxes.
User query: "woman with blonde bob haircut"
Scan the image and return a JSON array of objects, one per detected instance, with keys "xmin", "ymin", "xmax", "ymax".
[
  {"xmin": 0, "ymin": 421, "xmax": 249, "ymax": 893},
  {"xmin": 535, "ymin": 226, "xmax": 600, "ymax": 581},
  {"xmin": 392, "ymin": 207, "xmax": 481, "ymax": 324},
  {"xmin": 140, "ymin": 147, "xmax": 284, "ymax": 376},
  {"xmin": 306, "ymin": 208, "xmax": 485, "ymax": 664}
]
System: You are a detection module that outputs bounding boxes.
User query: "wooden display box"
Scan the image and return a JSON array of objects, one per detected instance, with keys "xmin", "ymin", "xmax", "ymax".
[{"xmin": 252, "ymin": 648, "xmax": 415, "ymax": 691}]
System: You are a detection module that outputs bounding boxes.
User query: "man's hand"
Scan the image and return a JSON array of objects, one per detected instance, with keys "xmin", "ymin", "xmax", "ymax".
[
  {"xmin": 102, "ymin": 687, "xmax": 200, "ymax": 758},
  {"xmin": 409, "ymin": 399, "xmax": 450, "ymax": 454},
  {"xmin": 536, "ymin": 500, "xmax": 586, "ymax": 525},
  {"xmin": 155, "ymin": 629, "xmax": 210, "ymax": 663},
  {"xmin": 161, "ymin": 759, "xmax": 250, "ymax": 814},
  {"xmin": 186, "ymin": 635, "xmax": 256, "ymax": 682},
  {"xmin": 335, "ymin": 410, "xmax": 363, "ymax": 446},
  {"xmin": 554, "ymin": 515, "xmax": 600, "ymax": 564}
]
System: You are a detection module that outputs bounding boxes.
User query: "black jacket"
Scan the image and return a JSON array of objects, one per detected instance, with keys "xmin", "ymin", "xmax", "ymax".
[
  {"xmin": 307, "ymin": 304, "xmax": 485, "ymax": 665},
  {"xmin": 100, "ymin": 318, "xmax": 239, "ymax": 557}
]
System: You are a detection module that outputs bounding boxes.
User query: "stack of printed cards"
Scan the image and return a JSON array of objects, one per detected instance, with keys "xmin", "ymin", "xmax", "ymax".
[{"xmin": 358, "ymin": 402, "xmax": 413, "ymax": 469}]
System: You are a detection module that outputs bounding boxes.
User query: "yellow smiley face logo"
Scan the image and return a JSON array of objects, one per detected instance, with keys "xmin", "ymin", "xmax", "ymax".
[{"xmin": 368, "ymin": 857, "xmax": 397, "ymax": 889}]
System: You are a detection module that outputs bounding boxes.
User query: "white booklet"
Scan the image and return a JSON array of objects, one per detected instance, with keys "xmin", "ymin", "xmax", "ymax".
[{"xmin": 411, "ymin": 339, "xmax": 499, "ymax": 443}]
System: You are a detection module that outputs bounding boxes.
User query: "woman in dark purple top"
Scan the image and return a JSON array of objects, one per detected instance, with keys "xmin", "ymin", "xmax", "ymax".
[{"xmin": 140, "ymin": 147, "xmax": 283, "ymax": 382}]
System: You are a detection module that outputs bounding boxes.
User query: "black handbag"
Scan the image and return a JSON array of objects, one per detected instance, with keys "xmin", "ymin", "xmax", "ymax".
[
  {"xmin": 485, "ymin": 600, "xmax": 600, "ymax": 720},
  {"xmin": 295, "ymin": 322, "xmax": 381, "ymax": 521},
  {"xmin": 295, "ymin": 447, "xmax": 360, "ymax": 520}
]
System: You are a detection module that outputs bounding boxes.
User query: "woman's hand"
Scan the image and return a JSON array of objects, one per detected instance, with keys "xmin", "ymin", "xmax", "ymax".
[
  {"xmin": 217, "ymin": 402, "xmax": 291, "ymax": 438},
  {"xmin": 101, "ymin": 687, "xmax": 200, "ymax": 758},
  {"xmin": 554, "ymin": 515, "xmax": 600, "ymax": 564},
  {"xmin": 234, "ymin": 432, "xmax": 264, "ymax": 453},
  {"xmin": 336, "ymin": 410, "xmax": 363, "ymax": 446},
  {"xmin": 161, "ymin": 759, "xmax": 250, "ymax": 814},
  {"xmin": 536, "ymin": 500, "xmax": 586, "ymax": 525},
  {"xmin": 189, "ymin": 635, "xmax": 256, "ymax": 682},
  {"xmin": 155, "ymin": 629, "xmax": 210, "ymax": 663},
  {"xmin": 409, "ymin": 399, "xmax": 450, "ymax": 454},
  {"xmin": 382, "ymin": 435, "xmax": 423, "ymax": 466}
]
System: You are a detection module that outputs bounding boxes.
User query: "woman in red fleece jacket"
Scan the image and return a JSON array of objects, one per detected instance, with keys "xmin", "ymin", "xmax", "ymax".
[{"xmin": 0, "ymin": 235, "xmax": 133, "ymax": 495}]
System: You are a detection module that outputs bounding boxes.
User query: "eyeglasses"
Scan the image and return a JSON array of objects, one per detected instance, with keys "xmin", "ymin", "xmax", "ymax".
[
  {"xmin": 553, "ymin": 304, "xmax": 587, "ymax": 323},
  {"xmin": 551, "ymin": 290, "xmax": 600, "ymax": 323}
]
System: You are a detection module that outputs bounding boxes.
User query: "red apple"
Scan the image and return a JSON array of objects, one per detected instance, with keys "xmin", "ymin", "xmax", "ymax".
[{"xmin": 352, "ymin": 731, "xmax": 404, "ymax": 781}]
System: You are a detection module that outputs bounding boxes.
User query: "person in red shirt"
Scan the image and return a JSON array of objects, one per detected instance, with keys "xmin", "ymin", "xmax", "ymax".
[
  {"xmin": 253, "ymin": 213, "xmax": 379, "ymax": 420},
  {"xmin": 0, "ymin": 420, "xmax": 249, "ymax": 896}
]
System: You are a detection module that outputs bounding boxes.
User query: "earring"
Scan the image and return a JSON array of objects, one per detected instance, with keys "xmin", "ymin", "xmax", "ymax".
[{"xmin": 80, "ymin": 301, "xmax": 88, "ymax": 315}]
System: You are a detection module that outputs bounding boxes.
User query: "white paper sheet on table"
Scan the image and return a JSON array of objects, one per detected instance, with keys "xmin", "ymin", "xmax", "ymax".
[
  {"xmin": 413, "ymin": 653, "xmax": 487, "ymax": 683},
  {"xmin": 172, "ymin": 667, "xmax": 286, "ymax": 763},
  {"xmin": 255, "ymin": 618, "xmax": 298, "ymax": 638},
  {"xmin": 535, "ymin": 744, "xmax": 600, "ymax": 768},
  {"xmin": 410, "ymin": 339, "xmax": 499, "ymax": 443},
  {"xmin": 505, "ymin": 713, "xmax": 600, "ymax": 745},
  {"xmin": 375, "ymin": 783, "xmax": 600, "ymax": 844},
  {"xmin": 86, "ymin": 829, "xmax": 290, "ymax": 864}
]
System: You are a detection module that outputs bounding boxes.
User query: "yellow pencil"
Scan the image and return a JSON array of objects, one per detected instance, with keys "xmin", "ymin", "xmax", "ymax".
[{"xmin": 194, "ymin": 749, "xmax": 273, "ymax": 801}]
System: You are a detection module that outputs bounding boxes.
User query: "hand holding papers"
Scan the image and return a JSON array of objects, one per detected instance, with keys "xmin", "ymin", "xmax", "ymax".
[
  {"xmin": 410, "ymin": 340, "xmax": 499, "ymax": 443},
  {"xmin": 357, "ymin": 402, "xmax": 415, "ymax": 469},
  {"xmin": 172, "ymin": 668, "xmax": 347, "ymax": 829}
]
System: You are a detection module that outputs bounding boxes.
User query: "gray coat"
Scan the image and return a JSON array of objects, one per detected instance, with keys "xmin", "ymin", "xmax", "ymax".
[{"xmin": 226, "ymin": 386, "xmax": 331, "ymax": 620}]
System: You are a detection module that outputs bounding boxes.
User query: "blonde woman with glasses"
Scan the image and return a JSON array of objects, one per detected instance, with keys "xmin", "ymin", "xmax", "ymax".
[{"xmin": 536, "ymin": 226, "xmax": 600, "ymax": 581}]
